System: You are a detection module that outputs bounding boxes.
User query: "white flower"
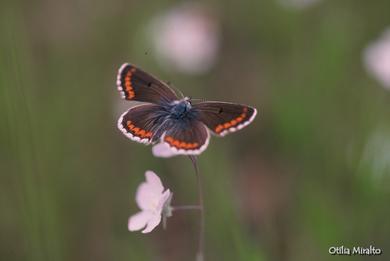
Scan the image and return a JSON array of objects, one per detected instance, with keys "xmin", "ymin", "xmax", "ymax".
[
  {"xmin": 150, "ymin": 3, "xmax": 219, "ymax": 74},
  {"xmin": 152, "ymin": 142, "xmax": 177, "ymax": 158},
  {"xmin": 364, "ymin": 28, "xmax": 390, "ymax": 90},
  {"xmin": 128, "ymin": 171, "xmax": 172, "ymax": 233}
]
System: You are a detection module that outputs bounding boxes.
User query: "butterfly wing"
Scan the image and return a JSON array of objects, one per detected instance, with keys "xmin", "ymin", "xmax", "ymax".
[
  {"xmin": 193, "ymin": 101, "xmax": 257, "ymax": 136},
  {"xmin": 118, "ymin": 104, "xmax": 169, "ymax": 144},
  {"xmin": 160, "ymin": 119, "xmax": 210, "ymax": 155},
  {"xmin": 116, "ymin": 63, "xmax": 178, "ymax": 104}
]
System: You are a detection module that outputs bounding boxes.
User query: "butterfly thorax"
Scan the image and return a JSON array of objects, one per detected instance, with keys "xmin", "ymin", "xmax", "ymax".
[{"xmin": 168, "ymin": 99, "xmax": 195, "ymax": 120}]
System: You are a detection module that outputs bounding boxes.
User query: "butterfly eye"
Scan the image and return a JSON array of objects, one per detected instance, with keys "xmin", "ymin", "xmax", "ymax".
[{"xmin": 218, "ymin": 107, "xmax": 223, "ymax": 114}]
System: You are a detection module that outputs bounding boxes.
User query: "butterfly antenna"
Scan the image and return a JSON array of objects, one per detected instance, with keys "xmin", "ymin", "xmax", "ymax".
[
  {"xmin": 190, "ymin": 98, "xmax": 206, "ymax": 103},
  {"xmin": 167, "ymin": 82, "xmax": 185, "ymax": 99}
]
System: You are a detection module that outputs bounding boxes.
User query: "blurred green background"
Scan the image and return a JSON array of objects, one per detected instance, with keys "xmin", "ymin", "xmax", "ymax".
[{"xmin": 1, "ymin": 0, "xmax": 390, "ymax": 260}]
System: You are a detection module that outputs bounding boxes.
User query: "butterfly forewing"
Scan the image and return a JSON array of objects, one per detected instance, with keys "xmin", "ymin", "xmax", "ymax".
[
  {"xmin": 117, "ymin": 63, "xmax": 178, "ymax": 104},
  {"xmin": 193, "ymin": 102, "xmax": 257, "ymax": 136}
]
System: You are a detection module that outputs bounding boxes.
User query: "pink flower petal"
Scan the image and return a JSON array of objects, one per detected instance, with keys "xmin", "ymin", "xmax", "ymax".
[
  {"xmin": 145, "ymin": 170, "xmax": 164, "ymax": 193},
  {"xmin": 128, "ymin": 211, "xmax": 153, "ymax": 231},
  {"xmin": 142, "ymin": 214, "xmax": 162, "ymax": 233},
  {"xmin": 135, "ymin": 171, "xmax": 167, "ymax": 211},
  {"xmin": 364, "ymin": 28, "xmax": 390, "ymax": 89},
  {"xmin": 135, "ymin": 183, "xmax": 162, "ymax": 211},
  {"xmin": 152, "ymin": 142, "xmax": 177, "ymax": 158}
]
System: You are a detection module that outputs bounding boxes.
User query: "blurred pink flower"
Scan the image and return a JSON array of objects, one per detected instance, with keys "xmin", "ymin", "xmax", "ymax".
[
  {"xmin": 128, "ymin": 171, "xmax": 172, "ymax": 233},
  {"xmin": 364, "ymin": 28, "xmax": 390, "ymax": 90},
  {"xmin": 150, "ymin": 3, "xmax": 219, "ymax": 74}
]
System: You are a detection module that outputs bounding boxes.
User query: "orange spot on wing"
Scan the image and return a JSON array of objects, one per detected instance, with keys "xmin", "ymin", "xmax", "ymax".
[
  {"xmin": 214, "ymin": 107, "xmax": 249, "ymax": 133},
  {"xmin": 122, "ymin": 69, "xmax": 136, "ymax": 99},
  {"xmin": 215, "ymin": 125, "xmax": 224, "ymax": 133},
  {"xmin": 164, "ymin": 136, "xmax": 200, "ymax": 150},
  {"xmin": 126, "ymin": 120, "xmax": 153, "ymax": 139}
]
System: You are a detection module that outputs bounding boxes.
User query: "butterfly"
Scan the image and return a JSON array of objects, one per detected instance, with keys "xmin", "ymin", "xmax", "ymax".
[{"xmin": 116, "ymin": 63, "xmax": 257, "ymax": 156}]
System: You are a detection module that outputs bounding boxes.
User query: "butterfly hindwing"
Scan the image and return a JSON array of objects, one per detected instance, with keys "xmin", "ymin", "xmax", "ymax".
[
  {"xmin": 117, "ymin": 63, "xmax": 178, "ymax": 104},
  {"xmin": 118, "ymin": 104, "xmax": 167, "ymax": 144},
  {"xmin": 193, "ymin": 101, "xmax": 257, "ymax": 136},
  {"xmin": 161, "ymin": 119, "xmax": 210, "ymax": 155}
]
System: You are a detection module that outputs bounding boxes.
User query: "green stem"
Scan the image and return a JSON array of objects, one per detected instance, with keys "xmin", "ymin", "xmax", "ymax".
[
  {"xmin": 172, "ymin": 205, "xmax": 201, "ymax": 211},
  {"xmin": 189, "ymin": 155, "xmax": 205, "ymax": 261}
]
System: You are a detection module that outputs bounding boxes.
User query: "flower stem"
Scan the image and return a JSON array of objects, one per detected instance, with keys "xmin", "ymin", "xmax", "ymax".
[
  {"xmin": 188, "ymin": 155, "xmax": 204, "ymax": 261},
  {"xmin": 172, "ymin": 205, "xmax": 201, "ymax": 211}
]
